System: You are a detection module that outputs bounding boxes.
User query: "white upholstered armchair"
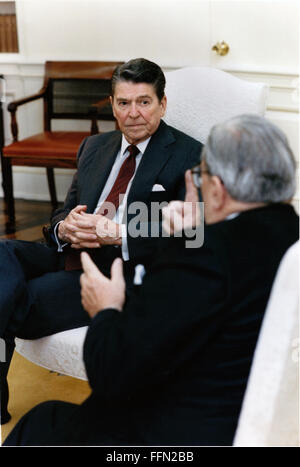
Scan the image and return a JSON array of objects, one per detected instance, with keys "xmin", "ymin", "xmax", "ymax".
[{"xmin": 164, "ymin": 66, "xmax": 268, "ymax": 142}]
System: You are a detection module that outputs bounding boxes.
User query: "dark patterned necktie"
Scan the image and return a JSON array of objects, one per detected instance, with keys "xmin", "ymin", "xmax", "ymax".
[
  {"xmin": 97, "ymin": 144, "xmax": 140, "ymax": 219},
  {"xmin": 64, "ymin": 144, "xmax": 139, "ymax": 270}
]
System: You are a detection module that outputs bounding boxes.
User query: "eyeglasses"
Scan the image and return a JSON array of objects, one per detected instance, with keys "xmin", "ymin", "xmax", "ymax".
[{"xmin": 191, "ymin": 164, "xmax": 211, "ymax": 188}]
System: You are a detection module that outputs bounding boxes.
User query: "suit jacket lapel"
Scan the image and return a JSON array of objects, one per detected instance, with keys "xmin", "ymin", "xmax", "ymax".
[
  {"xmin": 81, "ymin": 132, "xmax": 122, "ymax": 212},
  {"xmin": 127, "ymin": 120, "xmax": 175, "ymax": 204}
]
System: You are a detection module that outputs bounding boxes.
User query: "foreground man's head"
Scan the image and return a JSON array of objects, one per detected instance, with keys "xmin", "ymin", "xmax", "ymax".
[{"xmin": 196, "ymin": 114, "xmax": 296, "ymax": 224}]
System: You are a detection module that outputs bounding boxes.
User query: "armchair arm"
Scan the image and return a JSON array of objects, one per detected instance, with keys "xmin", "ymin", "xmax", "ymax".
[
  {"xmin": 89, "ymin": 96, "xmax": 116, "ymax": 135},
  {"xmin": 7, "ymin": 88, "xmax": 46, "ymax": 142},
  {"xmin": 42, "ymin": 224, "xmax": 52, "ymax": 246},
  {"xmin": 90, "ymin": 96, "xmax": 111, "ymax": 111},
  {"xmin": 7, "ymin": 89, "xmax": 46, "ymax": 112}
]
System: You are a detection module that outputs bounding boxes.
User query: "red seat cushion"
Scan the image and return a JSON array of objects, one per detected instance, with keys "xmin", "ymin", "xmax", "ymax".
[{"xmin": 3, "ymin": 131, "xmax": 90, "ymax": 159}]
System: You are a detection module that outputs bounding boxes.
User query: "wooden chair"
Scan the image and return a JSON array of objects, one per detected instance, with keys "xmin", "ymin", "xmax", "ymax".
[{"xmin": 2, "ymin": 61, "xmax": 123, "ymax": 227}]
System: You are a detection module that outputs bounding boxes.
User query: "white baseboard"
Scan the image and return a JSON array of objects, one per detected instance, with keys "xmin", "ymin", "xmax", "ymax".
[{"xmin": 0, "ymin": 167, "xmax": 75, "ymax": 202}]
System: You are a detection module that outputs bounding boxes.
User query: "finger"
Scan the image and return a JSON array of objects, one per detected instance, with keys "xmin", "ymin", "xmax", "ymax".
[
  {"xmin": 71, "ymin": 242, "xmax": 101, "ymax": 249},
  {"xmin": 65, "ymin": 222, "xmax": 96, "ymax": 239},
  {"xmin": 172, "ymin": 208, "xmax": 185, "ymax": 231},
  {"xmin": 185, "ymin": 170, "xmax": 199, "ymax": 203},
  {"xmin": 163, "ymin": 202, "xmax": 183, "ymax": 224},
  {"xmin": 76, "ymin": 231, "xmax": 98, "ymax": 241},
  {"xmin": 78, "ymin": 211, "xmax": 93, "ymax": 218},
  {"xmin": 162, "ymin": 203, "xmax": 186, "ymax": 235},
  {"xmin": 63, "ymin": 222, "xmax": 93, "ymax": 236},
  {"xmin": 162, "ymin": 206, "xmax": 175, "ymax": 235},
  {"xmin": 76, "ymin": 221, "xmax": 96, "ymax": 230},
  {"xmin": 72, "ymin": 212, "xmax": 95, "ymax": 229},
  {"xmin": 62, "ymin": 221, "xmax": 77, "ymax": 232},
  {"xmin": 168, "ymin": 200, "xmax": 184, "ymax": 215},
  {"xmin": 80, "ymin": 272, "xmax": 86, "ymax": 288},
  {"xmin": 80, "ymin": 251, "xmax": 102, "ymax": 275},
  {"xmin": 67, "ymin": 230, "xmax": 95, "ymax": 242},
  {"xmin": 111, "ymin": 258, "xmax": 125, "ymax": 284},
  {"xmin": 67, "ymin": 234, "xmax": 82, "ymax": 244},
  {"xmin": 73, "ymin": 205, "xmax": 87, "ymax": 213},
  {"xmin": 63, "ymin": 222, "xmax": 85, "ymax": 234}
]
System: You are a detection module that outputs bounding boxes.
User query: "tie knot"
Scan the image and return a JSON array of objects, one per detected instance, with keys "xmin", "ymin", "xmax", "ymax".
[{"xmin": 127, "ymin": 145, "xmax": 140, "ymax": 158}]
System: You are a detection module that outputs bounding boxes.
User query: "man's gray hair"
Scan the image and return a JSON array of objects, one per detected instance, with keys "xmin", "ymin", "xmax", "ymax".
[{"xmin": 203, "ymin": 114, "xmax": 296, "ymax": 203}]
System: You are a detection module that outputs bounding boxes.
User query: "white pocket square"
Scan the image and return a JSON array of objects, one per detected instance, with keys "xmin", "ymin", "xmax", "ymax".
[{"xmin": 152, "ymin": 183, "xmax": 166, "ymax": 192}]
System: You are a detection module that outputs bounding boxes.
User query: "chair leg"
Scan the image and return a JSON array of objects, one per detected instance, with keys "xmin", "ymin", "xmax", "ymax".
[
  {"xmin": 0, "ymin": 338, "xmax": 15, "ymax": 425},
  {"xmin": 46, "ymin": 168, "xmax": 58, "ymax": 211},
  {"xmin": 1, "ymin": 156, "xmax": 15, "ymax": 227}
]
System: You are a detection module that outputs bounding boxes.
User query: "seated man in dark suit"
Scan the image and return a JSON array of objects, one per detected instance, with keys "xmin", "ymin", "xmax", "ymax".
[
  {"xmin": 0, "ymin": 58, "xmax": 201, "ymax": 424},
  {"xmin": 4, "ymin": 114, "xmax": 298, "ymax": 446}
]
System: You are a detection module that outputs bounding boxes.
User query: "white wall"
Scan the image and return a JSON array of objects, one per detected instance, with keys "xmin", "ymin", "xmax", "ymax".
[
  {"xmin": 0, "ymin": 0, "xmax": 299, "ymax": 208},
  {"xmin": 9, "ymin": 0, "xmax": 298, "ymax": 73},
  {"xmin": 15, "ymin": 0, "xmax": 211, "ymax": 66}
]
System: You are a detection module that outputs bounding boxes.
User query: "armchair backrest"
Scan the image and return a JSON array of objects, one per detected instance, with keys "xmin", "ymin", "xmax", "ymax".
[
  {"xmin": 164, "ymin": 67, "xmax": 268, "ymax": 143},
  {"xmin": 42, "ymin": 61, "xmax": 123, "ymax": 131},
  {"xmin": 233, "ymin": 240, "xmax": 299, "ymax": 447}
]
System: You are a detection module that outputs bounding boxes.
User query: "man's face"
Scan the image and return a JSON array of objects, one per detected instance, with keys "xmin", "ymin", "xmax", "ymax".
[{"xmin": 111, "ymin": 81, "xmax": 167, "ymax": 145}]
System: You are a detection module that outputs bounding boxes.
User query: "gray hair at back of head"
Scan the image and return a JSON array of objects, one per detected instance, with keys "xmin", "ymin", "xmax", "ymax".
[{"xmin": 203, "ymin": 114, "xmax": 296, "ymax": 203}]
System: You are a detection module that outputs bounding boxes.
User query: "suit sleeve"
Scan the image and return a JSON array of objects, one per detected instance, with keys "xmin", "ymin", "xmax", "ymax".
[
  {"xmin": 83, "ymin": 236, "xmax": 226, "ymax": 404},
  {"xmin": 46, "ymin": 138, "xmax": 88, "ymax": 242}
]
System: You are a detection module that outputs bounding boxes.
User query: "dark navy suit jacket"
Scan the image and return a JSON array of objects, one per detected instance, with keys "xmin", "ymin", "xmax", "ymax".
[
  {"xmin": 49, "ymin": 120, "xmax": 202, "ymax": 268},
  {"xmin": 43, "ymin": 203, "xmax": 299, "ymax": 446}
]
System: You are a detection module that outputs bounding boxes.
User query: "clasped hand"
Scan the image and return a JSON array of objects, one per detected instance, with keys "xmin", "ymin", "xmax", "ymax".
[{"xmin": 58, "ymin": 205, "xmax": 122, "ymax": 249}]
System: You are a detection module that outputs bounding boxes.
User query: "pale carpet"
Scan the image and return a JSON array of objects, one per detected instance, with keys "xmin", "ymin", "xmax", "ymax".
[{"xmin": 1, "ymin": 350, "xmax": 91, "ymax": 444}]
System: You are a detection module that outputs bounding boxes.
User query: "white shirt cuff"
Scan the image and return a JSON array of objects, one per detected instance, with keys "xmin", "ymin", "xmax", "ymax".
[
  {"xmin": 54, "ymin": 221, "xmax": 68, "ymax": 252},
  {"xmin": 121, "ymin": 223, "xmax": 129, "ymax": 261}
]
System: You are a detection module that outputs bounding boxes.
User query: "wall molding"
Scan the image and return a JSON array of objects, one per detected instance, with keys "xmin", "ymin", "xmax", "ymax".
[
  {"xmin": 0, "ymin": 62, "xmax": 298, "ymax": 204},
  {"xmin": 226, "ymin": 70, "xmax": 299, "ymax": 114},
  {"xmin": 1, "ymin": 62, "xmax": 298, "ymax": 116},
  {"xmin": 1, "ymin": 59, "xmax": 299, "ymax": 76}
]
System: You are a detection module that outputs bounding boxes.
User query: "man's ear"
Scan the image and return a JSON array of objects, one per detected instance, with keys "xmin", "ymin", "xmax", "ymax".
[
  {"xmin": 210, "ymin": 175, "xmax": 227, "ymax": 211},
  {"xmin": 160, "ymin": 95, "xmax": 167, "ymax": 117}
]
